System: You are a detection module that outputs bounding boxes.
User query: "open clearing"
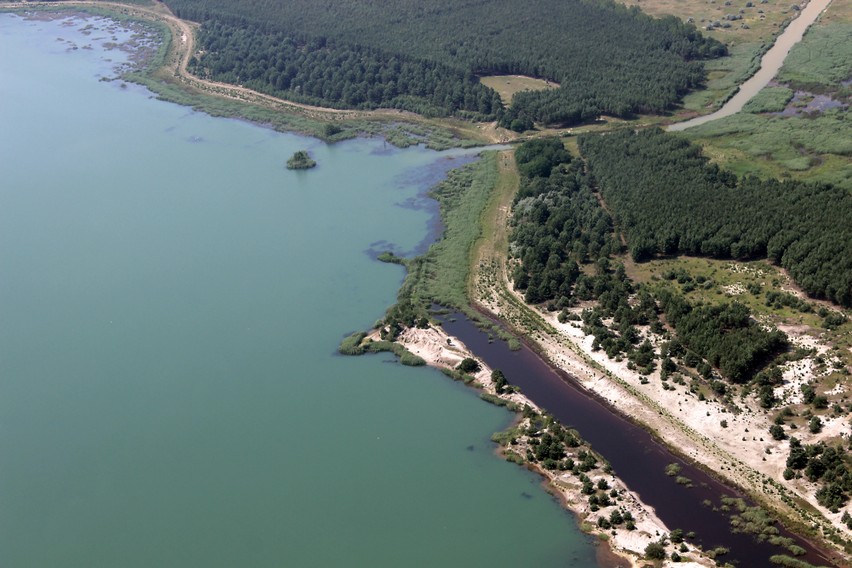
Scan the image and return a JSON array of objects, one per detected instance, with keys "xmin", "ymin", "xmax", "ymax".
[{"xmin": 478, "ymin": 75, "xmax": 558, "ymax": 106}]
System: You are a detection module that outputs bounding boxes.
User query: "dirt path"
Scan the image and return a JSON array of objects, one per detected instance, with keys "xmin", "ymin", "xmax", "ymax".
[
  {"xmin": 0, "ymin": 0, "xmax": 507, "ymax": 142},
  {"xmin": 469, "ymin": 150, "xmax": 518, "ymax": 305}
]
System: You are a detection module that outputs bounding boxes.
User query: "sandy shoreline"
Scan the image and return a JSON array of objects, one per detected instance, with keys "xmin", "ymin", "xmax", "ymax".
[
  {"xmin": 461, "ymin": 148, "xmax": 850, "ymax": 565},
  {"xmin": 392, "ymin": 324, "xmax": 715, "ymax": 567},
  {"xmin": 9, "ymin": 1, "xmax": 845, "ymax": 563},
  {"xmin": 465, "ymin": 251, "xmax": 851, "ymax": 565}
]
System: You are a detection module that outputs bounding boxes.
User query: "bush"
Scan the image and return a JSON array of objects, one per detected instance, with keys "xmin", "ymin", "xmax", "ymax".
[
  {"xmin": 665, "ymin": 462, "xmax": 682, "ymax": 476},
  {"xmin": 399, "ymin": 350, "xmax": 426, "ymax": 366},
  {"xmin": 645, "ymin": 541, "xmax": 666, "ymax": 560},
  {"xmin": 338, "ymin": 332, "xmax": 367, "ymax": 355},
  {"xmin": 492, "ymin": 369, "xmax": 508, "ymax": 394},
  {"xmin": 457, "ymin": 357, "xmax": 481, "ymax": 373},
  {"xmin": 808, "ymin": 416, "xmax": 822, "ymax": 434}
]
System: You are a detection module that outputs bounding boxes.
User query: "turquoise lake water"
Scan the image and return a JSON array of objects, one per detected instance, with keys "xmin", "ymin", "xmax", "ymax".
[{"xmin": 0, "ymin": 12, "xmax": 599, "ymax": 567}]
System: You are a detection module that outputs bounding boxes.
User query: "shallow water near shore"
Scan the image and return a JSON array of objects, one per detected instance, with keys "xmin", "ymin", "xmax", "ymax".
[{"xmin": 0, "ymin": 13, "xmax": 598, "ymax": 568}]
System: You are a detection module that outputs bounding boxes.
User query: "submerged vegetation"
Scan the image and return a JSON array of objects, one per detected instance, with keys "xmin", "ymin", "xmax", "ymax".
[
  {"xmin": 339, "ymin": 153, "xmax": 502, "ymax": 352},
  {"xmin": 384, "ymin": 153, "xmax": 499, "ymax": 327}
]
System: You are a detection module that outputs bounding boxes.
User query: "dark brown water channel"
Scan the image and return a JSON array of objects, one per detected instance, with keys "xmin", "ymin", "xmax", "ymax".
[{"xmin": 439, "ymin": 312, "xmax": 838, "ymax": 568}]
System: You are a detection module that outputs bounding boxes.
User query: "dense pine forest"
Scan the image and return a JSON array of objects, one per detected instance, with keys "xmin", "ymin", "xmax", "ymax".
[
  {"xmin": 167, "ymin": 0, "xmax": 725, "ymax": 124},
  {"xmin": 579, "ymin": 129, "xmax": 852, "ymax": 307}
]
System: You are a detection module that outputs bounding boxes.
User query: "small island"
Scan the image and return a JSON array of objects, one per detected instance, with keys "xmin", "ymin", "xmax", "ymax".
[{"xmin": 286, "ymin": 150, "xmax": 316, "ymax": 170}]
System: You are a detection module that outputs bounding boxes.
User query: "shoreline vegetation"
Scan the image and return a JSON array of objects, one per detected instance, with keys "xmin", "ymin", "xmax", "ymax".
[
  {"xmin": 337, "ymin": 151, "xmax": 713, "ymax": 566},
  {"xmin": 5, "ymin": 2, "xmax": 848, "ymax": 567},
  {"xmin": 0, "ymin": 1, "xmax": 505, "ymax": 150}
]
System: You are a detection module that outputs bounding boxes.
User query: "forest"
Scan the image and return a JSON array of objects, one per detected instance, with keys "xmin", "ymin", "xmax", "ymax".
[
  {"xmin": 508, "ymin": 136, "xmax": 851, "ymax": 513},
  {"xmin": 167, "ymin": 0, "xmax": 725, "ymax": 124},
  {"xmin": 508, "ymin": 138, "xmax": 785, "ymax": 383},
  {"xmin": 579, "ymin": 129, "xmax": 852, "ymax": 307}
]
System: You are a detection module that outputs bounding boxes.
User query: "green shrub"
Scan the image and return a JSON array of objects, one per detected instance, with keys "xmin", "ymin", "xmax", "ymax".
[
  {"xmin": 457, "ymin": 357, "xmax": 481, "ymax": 373},
  {"xmin": 338, "ymin": 332, "xmax": 366, "ymax": 354},
  {"xmin": 645, "ymin": 541, "xmax": 666, "ymax": 560}
]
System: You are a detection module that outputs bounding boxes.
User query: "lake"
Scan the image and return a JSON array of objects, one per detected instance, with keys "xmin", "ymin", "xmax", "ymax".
[{"xmin": 0, "ymin": 12, "xmax": 598, "ymax": 568}]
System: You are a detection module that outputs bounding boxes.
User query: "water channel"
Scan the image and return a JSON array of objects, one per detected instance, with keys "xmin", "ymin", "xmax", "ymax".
[
  {"xmin": 440, "ymin": 313, "xmax": 839, "ymax": 568},
  {"xmin": 669, "ymin": 0, "xmax": 834, "ymax": 131}
]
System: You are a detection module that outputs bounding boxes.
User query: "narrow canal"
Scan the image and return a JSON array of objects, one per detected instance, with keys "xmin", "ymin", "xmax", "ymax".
[
  {"xmin": 669, "ymin": 0, "xmax": 834, "ymax": 131},
  {"xmin": 439, "ymin": 313, "xmax": 838, "ymax": 568}
]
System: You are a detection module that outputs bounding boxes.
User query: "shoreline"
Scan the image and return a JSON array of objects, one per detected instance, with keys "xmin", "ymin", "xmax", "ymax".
[
  {"xmin": 8, "ymin": 1, "xmax": 847, "ymax": 564},
  {"xmin": 468, "ymin": 228, "xmax": 850, "ymax": 566},
  {"xmin": 0, "ymin": 1, "xmax": 511, "ymax": 148},
  {"xmin": 465, "ymin": 146, "xmax": 849, "ymax": 566},
  {"xmin": 392, "ymin": 324, "xmax": 715, "ymax": 568}
]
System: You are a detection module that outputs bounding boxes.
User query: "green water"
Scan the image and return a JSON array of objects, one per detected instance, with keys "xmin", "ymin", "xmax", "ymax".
[{"xmin": 0, "ymin": 13, "xmax": 598, "ymax": 567}]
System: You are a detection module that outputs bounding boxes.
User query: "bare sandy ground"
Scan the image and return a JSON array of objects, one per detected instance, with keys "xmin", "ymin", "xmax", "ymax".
[{"xmin": 468, "ymin": 257, "xmax": 851, "ymax": 563}]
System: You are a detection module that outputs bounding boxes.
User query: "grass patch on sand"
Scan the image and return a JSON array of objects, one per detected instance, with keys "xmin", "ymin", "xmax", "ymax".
[
  {"xmin": 337, "ymin": 332, "xmax": 426, "ymax": 365},
  {"xmin": 627, "ymin": 257, "xmax": 826, "ymax": 325},
  {"xmin": 627, "ymin": 255, "xmax": 852, "ymax": 373}
]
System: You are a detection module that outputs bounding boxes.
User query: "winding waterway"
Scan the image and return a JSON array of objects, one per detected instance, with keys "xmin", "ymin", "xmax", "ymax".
[
  {"xmin": 669, "ymin": 0, "xmax": 834, "ymax": 131},
  {"xmin": 0, "ymin": 13, "xmax": 600, "ymax": 567}
]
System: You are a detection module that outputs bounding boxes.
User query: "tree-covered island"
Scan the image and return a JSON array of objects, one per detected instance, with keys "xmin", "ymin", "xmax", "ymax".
[{"xmin": 286, "ymin": 150, "xmax": 316, "ymax": 170}]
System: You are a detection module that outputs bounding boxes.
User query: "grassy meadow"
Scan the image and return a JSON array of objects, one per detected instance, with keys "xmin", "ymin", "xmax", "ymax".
[
  {"xmin": 684, "ymin": 0, "xmax": 851, "ymax": 188},
  {"xmin": 479, "ymin": 75, "xmax": 558, "ymax": 107}
]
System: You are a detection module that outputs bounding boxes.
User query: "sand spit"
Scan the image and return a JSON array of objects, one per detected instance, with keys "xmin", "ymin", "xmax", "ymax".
[{"xmin": 394, "ymin": 324, "xmax": 715, "ymax": 568}]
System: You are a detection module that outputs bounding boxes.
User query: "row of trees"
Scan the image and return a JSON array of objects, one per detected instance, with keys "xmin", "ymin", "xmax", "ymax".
[
  {"xmin": 511, "ymin": 141, "xmax": 658, "ymax": 371},
  {"xmin": 167, "ymin": 0, "xmax": 725, "ymax": 124},
  {"xmin": 579, "ymin": 129, "xmax": 852, "ymax": 306}
]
